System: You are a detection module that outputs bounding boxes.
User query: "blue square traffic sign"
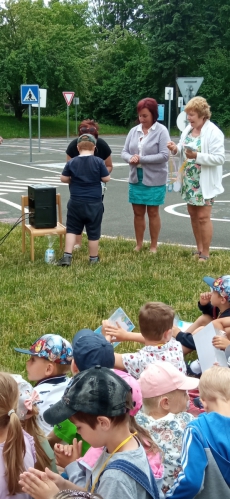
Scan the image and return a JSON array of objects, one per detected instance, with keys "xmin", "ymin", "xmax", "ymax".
[{"xmin": 21, "ymin": 85, "xmax": 39, "ymax": 105}]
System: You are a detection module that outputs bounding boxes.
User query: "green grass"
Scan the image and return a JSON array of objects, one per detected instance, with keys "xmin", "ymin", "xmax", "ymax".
[
  {"xmin": 0, "ymin": 113, "xmax": 129, "ymax": 139},
  {"xmin": 0, "ymin": 222, "xmax": 230, "ymax": 379}
]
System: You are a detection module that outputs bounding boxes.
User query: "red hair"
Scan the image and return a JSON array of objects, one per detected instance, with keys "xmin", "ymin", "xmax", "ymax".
[
  {"xmin": 78, "ymin": 119, "xmax": 99, "ymax": 139},
  {"xmin": 137, "ymin": 98, "xmax": 158, "ymax": 124}
]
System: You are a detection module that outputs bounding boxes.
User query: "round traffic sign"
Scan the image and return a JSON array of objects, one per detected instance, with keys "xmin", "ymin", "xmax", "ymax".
[{"xmin": 176, "ymin": 111, "xmax": 187, "ymax": 132}]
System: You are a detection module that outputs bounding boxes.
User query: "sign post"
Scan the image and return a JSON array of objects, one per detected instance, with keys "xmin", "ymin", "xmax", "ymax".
[
  {"xmin": 165, "ymin": 87, "xmax": 174, "ymax": 134},
  {"xmin": 20, "ymin": 84, "xmax": 40, "ymax": 162},
  {"xmin": 73, "ymin": 97, "xmax": 79, "ymax": 134},
  {"xmin": 32, "ymin": 89, "xmax": 47, "ymax": 153},
  {"xmin": 176, "ymin": 77, "xmax": 204, "ymax": 104},
  {"xmin": 62, "ymin": 92, "xmax": 75, "ymax": 142}
]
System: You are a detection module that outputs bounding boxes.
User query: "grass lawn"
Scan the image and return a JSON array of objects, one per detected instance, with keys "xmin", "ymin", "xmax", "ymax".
[
  {"xmin": 0, "ymin": 113, "xmax": 129, "ymax": 139},
  {"xmin": 0, "ymin": 221, "xmax": 229, "ymax": 380}
]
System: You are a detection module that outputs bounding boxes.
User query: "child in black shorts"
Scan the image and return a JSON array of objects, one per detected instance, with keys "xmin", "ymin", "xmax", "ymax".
[{"xmin": 57, "ymin": 134, "xmax": 110, "ymax": 266}]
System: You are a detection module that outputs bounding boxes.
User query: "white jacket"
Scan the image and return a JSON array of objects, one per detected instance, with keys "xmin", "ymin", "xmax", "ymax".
[{"xmin": 176, "ymin": 120, "xmax": 225, "ymax": 199}]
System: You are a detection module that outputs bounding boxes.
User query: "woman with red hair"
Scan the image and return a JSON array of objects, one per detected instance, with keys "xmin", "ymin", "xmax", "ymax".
[{"xmin": 122, "ymin": 98, "xmax": 170, "ymax": 252}]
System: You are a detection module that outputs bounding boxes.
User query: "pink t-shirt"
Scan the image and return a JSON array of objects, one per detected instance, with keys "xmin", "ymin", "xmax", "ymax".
[{"xmin": 0, "ymin": 430, "xmax": 36, "ymax": 499}]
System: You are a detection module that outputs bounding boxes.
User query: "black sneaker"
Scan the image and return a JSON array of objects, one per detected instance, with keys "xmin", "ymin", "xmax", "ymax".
[
  {"xmin": 89, "ymin": 256, "xmax": 100, "ymax": 264},
  {"xmin": 56, "ymin": 254, "xmax": 72, "ymax": 266}
]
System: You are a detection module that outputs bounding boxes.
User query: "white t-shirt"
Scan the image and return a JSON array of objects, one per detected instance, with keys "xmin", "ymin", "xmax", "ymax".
[
  {"xmin": 35, "ymin": 375, "xmax": 71, "ymax": 435},
  {"xmin": 122, "ymin": 338, "xmax": 186, "ymax": 379}
]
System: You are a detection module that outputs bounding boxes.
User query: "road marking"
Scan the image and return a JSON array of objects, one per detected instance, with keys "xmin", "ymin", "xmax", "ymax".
[
  {"xmin": 164, "ymin": 201, "xmax": 230, "ymax": 222},
  {"xmin": 0, "ymin": 159, "xmax": 61, "ymax": 175}
]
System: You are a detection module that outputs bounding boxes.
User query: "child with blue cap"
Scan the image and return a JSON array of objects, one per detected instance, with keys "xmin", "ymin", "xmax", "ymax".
[
  {"xmin": 173, "ymin": 275, "xmax": 230, "ymax": 356},
  {"xmin": 48, "ymin": 329, "xmax": 115, "ymax": 452}
]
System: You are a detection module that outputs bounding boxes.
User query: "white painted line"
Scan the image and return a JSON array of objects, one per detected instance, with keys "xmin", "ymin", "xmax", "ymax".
[
  {"xmin": 0, "ymin": 159, "xmax": 61, "ymax": 175},
  {"xmin": 164, "ymin": 201, "xmax": 230, "ymax": 222},
  {"xmin": 110, "ymin": 177, "xmax": 129, "ymax": 182},
  {"xmin": 0, "ymin": 188, "xmax": 24, "ymax": 192},
  {"xmin": 222, "ymin": 172, "xmax": 230, "ymax": 178},
  {"xmin": 100, "ymin": 233, "xmax": 230, "ymax": 251},
  {"xmin": 0, "ymin": 198, "xmax": 21, "ymax": 209}
]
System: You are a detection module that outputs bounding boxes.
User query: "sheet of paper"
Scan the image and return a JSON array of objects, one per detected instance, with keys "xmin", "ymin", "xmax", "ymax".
[
  {"xmin": 193, "ymin": 322, "xmax": 228, "ymax": 372},
  {"xmin": 94, "ymin": 307, "xmax": 135, "ymax": 349}
]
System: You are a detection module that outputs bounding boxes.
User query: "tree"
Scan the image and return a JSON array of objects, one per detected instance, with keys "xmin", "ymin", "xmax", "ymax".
[
  {"xmin": 83, "ymin": 27, "xmax": 156, "ymax": 125},
  {"xmin": 92, "ymin": 0, "xmax": 146, "ymax": 32},
  {"xmin": 0, "ymin": 0, "xmax": 95, "ymax": 119},
  {"xmin": 143, "ymin": 0, "xmax": 223, "ymax": 107}
]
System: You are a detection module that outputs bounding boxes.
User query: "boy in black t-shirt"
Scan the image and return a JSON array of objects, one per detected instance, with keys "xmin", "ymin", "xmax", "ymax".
[{"xmin": 57, "ymin": 134, "xmax": 110, "ymax": 266}]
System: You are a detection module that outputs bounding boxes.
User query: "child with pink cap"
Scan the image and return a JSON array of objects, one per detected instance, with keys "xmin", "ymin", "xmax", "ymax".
[{"xmin": 136, "ymin": 361, "xmax": 199, "ymax": 494}]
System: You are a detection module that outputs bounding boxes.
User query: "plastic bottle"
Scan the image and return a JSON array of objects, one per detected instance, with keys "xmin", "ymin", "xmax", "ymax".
[{"xmin": 45, "ymin": 236, "xmax": 55, "ymax": 263}]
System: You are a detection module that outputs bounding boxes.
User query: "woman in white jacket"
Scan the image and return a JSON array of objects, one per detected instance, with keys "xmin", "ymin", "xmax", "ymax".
[{"xmin": 168, "ymin": 96, "xmax": 225, "ymax": 262}]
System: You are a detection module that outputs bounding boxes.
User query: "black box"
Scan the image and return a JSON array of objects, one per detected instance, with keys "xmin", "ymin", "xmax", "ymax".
[{"xmin": 28, "ymin": 185, "xmax": 57, "ymax": 229}]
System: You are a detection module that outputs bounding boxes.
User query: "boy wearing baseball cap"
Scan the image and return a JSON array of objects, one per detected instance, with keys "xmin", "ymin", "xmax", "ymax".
[
  {"xmin": 14, "ymin": 333, "xmax": 73, "ymax": 435},
  {"xmin": 19, "ymin": 367, "xmax": 160, "ymax": 499},
  {"xmin": 48, "ymin": 329, "xmax": 115, "ymax": 451},
  {"xmin": 57, "ymin": 134, "xmax": 110, "ymax": 266},
  {"xmin": 173, "ymin": 275, "xmax": 230, "ymax": 355},
  {"xmin": 136, "ymin": 361, "xmax": 199, "ymax": 494}
]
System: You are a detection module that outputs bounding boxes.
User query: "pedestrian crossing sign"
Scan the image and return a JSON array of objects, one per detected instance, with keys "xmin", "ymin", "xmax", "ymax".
[{"xmin": 21, "ymin": 85, "xmax": 39, "ymax": 105}]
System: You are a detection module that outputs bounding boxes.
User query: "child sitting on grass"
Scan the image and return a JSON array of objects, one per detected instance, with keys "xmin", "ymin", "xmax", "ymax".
[
  {"xmin": 53, "ymin": 369, "xmax": 164, "ymax": 495},
  {"xmin": 166, "ymin": 366, "xmax": 230, "ymax": 498},
  {"xmin": 172, "ymin": 275, "xmax": 230, "ymax": 355},
  {"xmin": 14, "ymin": 334, "xmax": 73, "ymax": 435},
  {"xmin": 19, "ymin": 367, "xmax": 160, "ymax": 499},
  {"xmin": 0, "ymin": 373, "xmax": 36, "ymax": 498},
  {"xmin": 12, "ymin": 374, "xmax": 57, "ymax": 473},
  {"xmin": 103, "ymin": 302, "xmax": 186, "ymax": 378},
  {"xmin": 136, "ymin": 361, "xmax": 199, "ymax": 494},
  {"xmin": 48, "ymin": 328, "xmax": 115, "ymax": 453}
]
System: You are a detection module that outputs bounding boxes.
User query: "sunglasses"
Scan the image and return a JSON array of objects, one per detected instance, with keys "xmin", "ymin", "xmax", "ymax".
[{"xmin": 79, "ymin": 126, "xmax": 97, "ymax": 135}]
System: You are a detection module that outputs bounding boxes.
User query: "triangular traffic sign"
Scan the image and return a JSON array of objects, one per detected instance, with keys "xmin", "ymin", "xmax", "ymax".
[
  {"xmin": 176, "ymin": 77, "xmax": 204, "ymax": 104},
  {"xmin": 24, "ymin": 88, "xmax": 38, "ymax": 101},
  {"xmin": 62, "ymin": 91, "xmax": 75, "ymax": 106}
]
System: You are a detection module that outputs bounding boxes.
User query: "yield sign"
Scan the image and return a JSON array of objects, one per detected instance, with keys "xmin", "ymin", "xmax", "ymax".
[
  {"xmin": 62, "ymin": 91, "xmax": 75, "ymax": 106},
  {"xmin": 176, "ymin": 77, "xmax": 204, "ymax": 104}
]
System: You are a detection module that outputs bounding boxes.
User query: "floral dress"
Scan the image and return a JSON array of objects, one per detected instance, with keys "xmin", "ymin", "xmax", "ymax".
[{"xmin": 181, "ymin": 133, "xmax": 214, "ymax": 206}]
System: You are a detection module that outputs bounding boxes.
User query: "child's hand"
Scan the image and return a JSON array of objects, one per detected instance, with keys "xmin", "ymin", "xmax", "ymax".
[
  {"xmin": 19, "ymin": 468, "xmax": 60, "ymax": 499},
  {"xmin": 212, "ymin": 336, "xmax": 230, "ymax": 350},
  {"xmin": 199, "ymin": 292, "xmax": 212, "ymax": 306},
  {"xmin": 104, "ymin": 321, "xmax": 128, "ymax": 342},
  {"xmin": 54, "ymin": 438, "xmax": 82, "ymax": 467}
]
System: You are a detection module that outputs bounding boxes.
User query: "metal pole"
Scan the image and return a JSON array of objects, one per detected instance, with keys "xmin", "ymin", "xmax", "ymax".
[
  {"xmin": 168, "ymin": 89, "xmax": 172, "ymax": 134},
  {"xmin": 38, "ymin": 93, "xmax": 41, "ymax": 153},
  {"xmin": 67, "ymin": 104, "xmax": 69, "ymax": 142},
  {"xmin": 29, "ymin": 104, "xmax": 32, "ymax": 162},
  {"xmin": 75, "ymin": 103, "xmax": 78, "ymax": 135}
]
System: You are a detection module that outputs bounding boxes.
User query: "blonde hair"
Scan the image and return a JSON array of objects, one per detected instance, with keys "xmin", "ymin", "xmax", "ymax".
[
  {"xmin": 22, "ymin": 405, "xmax": 52, "ymax": 471},
  {"xmin": 77, "ymin": 141, "xmax": 95, "ymax": 152},
  {"xmin": 199, "ymin": 366, "xmax": 230, "ymax": 402},
  {"xmin": 185, "ymin": 96, "xmax": 211, "ymax": 119},
  {"xmin": 142, "ymin": 391, "xmax": 177, "ymax": 413},
  {"xmin": 129, "ymin": 415, "xmax": 161, "ymax": 456},
  {"xmin": 139, "ymin": 302, "xmax": 175, "ymax": 341},
  {"xmin": 0, "ymin": 373, "xmax": 26, "ymax": 495}
]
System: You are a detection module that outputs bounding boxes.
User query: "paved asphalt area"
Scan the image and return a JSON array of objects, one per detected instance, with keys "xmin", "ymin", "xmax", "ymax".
[{"xmin": 0, "ymin": 135, "xmax": 229, "ymax": 249}]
